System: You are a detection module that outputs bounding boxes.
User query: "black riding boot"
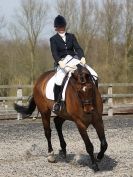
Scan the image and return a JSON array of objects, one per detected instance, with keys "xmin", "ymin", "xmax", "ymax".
[{"xmin": 52, "ymin": 84, "xmax": 62, "ymax": 113}]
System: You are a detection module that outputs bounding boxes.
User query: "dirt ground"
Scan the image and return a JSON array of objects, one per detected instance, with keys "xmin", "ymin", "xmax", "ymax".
[{"xmin": 0, "ymin": 115, "xmax": 132, "ymax": 177}]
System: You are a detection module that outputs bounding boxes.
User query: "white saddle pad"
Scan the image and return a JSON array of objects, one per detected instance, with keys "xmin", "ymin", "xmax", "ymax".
[{"xmin": 46, "ymin": 74, "xmax": 70, "ymax": 101}]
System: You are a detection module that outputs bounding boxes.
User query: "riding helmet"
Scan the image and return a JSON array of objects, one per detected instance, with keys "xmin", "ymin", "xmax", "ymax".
[{"xmin": 54, "ymin": 15, "xmax": 67, "ymax": 28}]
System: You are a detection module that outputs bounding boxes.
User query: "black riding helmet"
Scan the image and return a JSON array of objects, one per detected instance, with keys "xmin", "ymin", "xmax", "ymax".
[{"xmin": 54, "ymin": 15, "xmax": 67, "ymax": 28}]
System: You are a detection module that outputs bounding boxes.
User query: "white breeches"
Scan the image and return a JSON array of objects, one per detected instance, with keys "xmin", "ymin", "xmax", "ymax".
[{"xmin": 55, "ymin": 55, "xmax": 98, "ymax": 85}]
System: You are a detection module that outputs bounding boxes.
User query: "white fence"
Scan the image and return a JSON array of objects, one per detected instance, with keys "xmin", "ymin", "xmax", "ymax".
[
  {"xmin": 0, "ymin": 84, "xmax": 133, "ymax": 119},
  {"xmin": 100, "ymin": 83, "xmax": 133, "ymax": 116},
  {"xmin": 0, "ymin": 85, "xmax": 32, "ymax": 120}
]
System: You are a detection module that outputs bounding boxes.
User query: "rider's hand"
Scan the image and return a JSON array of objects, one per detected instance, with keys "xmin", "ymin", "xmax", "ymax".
[
  {"xmin": 80, "ymin": 57, "xmax": 86, "ymax": 65},
  {"xmin": 58, "ymin": 60, "xmax": 65, "ymax": 68}
]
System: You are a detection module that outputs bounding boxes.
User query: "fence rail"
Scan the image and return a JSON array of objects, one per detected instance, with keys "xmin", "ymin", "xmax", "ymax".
[{"xmin": 0, "ymin": 83, "xmax": 133, "ymax": 119}]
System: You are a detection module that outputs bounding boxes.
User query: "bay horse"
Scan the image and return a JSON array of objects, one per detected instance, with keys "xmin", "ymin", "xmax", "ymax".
[{"xmin": 14, "ymin": 65, "xmax": 108, "ymax": 172}]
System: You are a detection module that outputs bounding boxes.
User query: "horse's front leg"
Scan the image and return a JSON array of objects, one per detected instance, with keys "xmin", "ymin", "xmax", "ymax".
[
  {"xmin": 92, "ymin": 115, "xmax": 108, "ymax": 161},
  {"xmin": 54, "ymin": 116, "xmax": 67, "ymax": 158},
  {"xmin": 41, "ymin": 112, "xmax": 56, "ymax": 163},
  {"xmin": 76, "ymin": 122, "xmax": 99, "ymax": 172}
]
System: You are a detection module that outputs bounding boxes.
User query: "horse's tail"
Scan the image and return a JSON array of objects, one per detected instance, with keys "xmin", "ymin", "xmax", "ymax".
[{"xmin": 14, "ymin": 96, "xmax": 36, "ymax": 118}]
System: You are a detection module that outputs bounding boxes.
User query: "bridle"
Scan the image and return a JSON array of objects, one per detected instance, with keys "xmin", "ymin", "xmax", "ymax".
[
  {"xmin": 81, "ymin": 98, "xmax": 94, "ymax": 105},
  {"xmin": 76, "ymin": 66, "xmax": 96, "ymax": 111}
]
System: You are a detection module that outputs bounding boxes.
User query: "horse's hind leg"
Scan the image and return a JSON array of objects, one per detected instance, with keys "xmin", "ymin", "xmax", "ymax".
[
  {"xmin": 77, "ymin": 122, "xmax": 99, "ymax": 172},
  {"xmin": 92, "ymin": 116, "xmax": 108, "ymax": 161},
  {"xmin": 41, "ymin": 111, "xmax": 56, "ymax": 163},
  {"xmin": 54, "ymin": 116, "xmax": 67, "ymax": 158}
]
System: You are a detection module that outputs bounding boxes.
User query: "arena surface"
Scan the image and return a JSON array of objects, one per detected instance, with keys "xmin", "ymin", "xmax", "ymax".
[{"xmin": 0, "ymin": 115, "xmax": 132, "ymax": 177}]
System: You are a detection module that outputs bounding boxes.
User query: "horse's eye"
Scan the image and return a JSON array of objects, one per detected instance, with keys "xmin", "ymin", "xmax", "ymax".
[
  {"xmin": 80, "ymin": 77, "xmax": 84, "ymax": 82},
  {"xmin": 80, "ymin": 76, "xmax": 86, "ymax": 84}
]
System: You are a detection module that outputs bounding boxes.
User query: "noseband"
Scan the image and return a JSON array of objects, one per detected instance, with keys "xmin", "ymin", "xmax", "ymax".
[{"xmin": 81, "ymin": 98, "xmax": 93, "ymax": 105}]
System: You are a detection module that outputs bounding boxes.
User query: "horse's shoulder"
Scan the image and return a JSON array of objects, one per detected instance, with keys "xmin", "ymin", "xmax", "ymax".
[{"xmin": 67, "ymin": 76, "xmax": 77, "ymax": 91}]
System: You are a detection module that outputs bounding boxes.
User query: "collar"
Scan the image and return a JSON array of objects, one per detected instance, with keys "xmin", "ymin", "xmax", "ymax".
[{"xmin": 58, "ymin": 32, "xmax": 66, "ymax": 38}]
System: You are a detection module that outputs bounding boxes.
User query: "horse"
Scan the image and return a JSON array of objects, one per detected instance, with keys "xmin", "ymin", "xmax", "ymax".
[{"xmin": 14, "ymin": 65, "xmax": 108, "ymax": 172}]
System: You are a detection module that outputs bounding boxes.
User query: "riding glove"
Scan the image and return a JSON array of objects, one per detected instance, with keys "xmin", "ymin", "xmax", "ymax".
[
  {"xmin": 80, "ymin": 57, "xmax": 86, "ymax": 65},
  {"xmin": 58, "ymin": 60, "xmax": 65, "ymax": 68}
]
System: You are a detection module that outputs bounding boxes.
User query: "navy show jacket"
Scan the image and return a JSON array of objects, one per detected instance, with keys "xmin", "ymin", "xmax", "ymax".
[{"xmin": 50, "ymin": 32, "xmax": 84, "ymax": 64}]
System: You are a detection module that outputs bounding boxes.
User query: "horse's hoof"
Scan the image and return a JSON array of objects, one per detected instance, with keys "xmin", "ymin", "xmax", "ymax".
[
  {"xmin": 95, "ymin": 155, "xmax": 101, "ymax": 162},
  {"xmin": 47, "ymin": 151, "xmax": 56, "ymax": 163},
  {"xmin": 97, "ymin": 153, "xmax": 104, "ymax": 161},
  {"xmin": 59, "ymin": 149, "xmax": 66, "ymax": 159},
  {"xmin": 92, "ymin": 163, "xmax": 100, "ymax": 172},
  {"xmin": 48, "ymin": 157, "xmax": 56, "ymax": 163}
]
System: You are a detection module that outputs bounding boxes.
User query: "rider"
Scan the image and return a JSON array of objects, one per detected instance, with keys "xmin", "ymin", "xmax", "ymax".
[{"xmin": 50, "ymin": 15, "xmax": 98, "ymax": 112}]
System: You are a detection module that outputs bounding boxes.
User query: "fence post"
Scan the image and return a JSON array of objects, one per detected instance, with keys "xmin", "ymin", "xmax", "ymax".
[
  {"xmin": 17, "ymin": 86, "xmax": 22, "ymax": 120},
  {"xmin": 108, "ymin": 84, "xmax": 113, "ymax": 116}
]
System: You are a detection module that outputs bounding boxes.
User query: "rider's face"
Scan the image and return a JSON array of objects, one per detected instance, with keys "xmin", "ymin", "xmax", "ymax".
[{"xmin": 55, "ymin": 27, "xmax": 66, "ymax": 33}]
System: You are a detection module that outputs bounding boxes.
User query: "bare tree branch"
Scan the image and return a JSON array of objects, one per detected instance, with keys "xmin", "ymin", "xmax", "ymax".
[
  {"xmin": 10, "ymin": 0, "xmax": 48, "ymax": 83},
  {"xmin": 56, "ymin": 0, "xmax": 99, "ymax": 58},
  {"xmin": 0, "ymin": 15, "xmax": 5, "ymax": 30},
  {"xmin": 99, "ymin": 0, "xmax": 122, "ymax": 66}
]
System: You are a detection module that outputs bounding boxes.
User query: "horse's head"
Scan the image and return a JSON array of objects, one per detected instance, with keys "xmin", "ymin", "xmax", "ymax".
[{"xmin": 72, "ymin": 65, "xmax": 95, "ymax": 113}]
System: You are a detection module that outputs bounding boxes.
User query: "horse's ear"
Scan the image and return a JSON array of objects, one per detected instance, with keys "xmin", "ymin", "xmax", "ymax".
[{"xmin": 77, "ymin": 64, "xmax": 83, "ymax": 72}]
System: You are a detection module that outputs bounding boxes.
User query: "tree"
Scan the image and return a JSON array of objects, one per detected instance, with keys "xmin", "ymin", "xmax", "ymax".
[
  {"xmin": 95, "ymin": 0, "xmax": 123, "ymax": 82},
  {"xmin": 77, "ymin": 0, "xmax": 99, "ymax": 58},
  {"xmin": 100, "ymin": 0, "xmax": 122, "ymax": 65},
  {"xmin": 0, "ymin": 13, "xmax": 6, "ymax": 88},
  {"xmin": 122, "ymin": 0, "xmax": 133, "ymax": 81},
  {"xmin": 12, "ymin": 0, "xmax": 48, "ymax": 84},
  {"xmin": 0, "ymin": 15, "xmax": 5, "ymax": 31},
  {"xmin": 56, "ymin": 0, "xmax": 99, "ymax": 61},
  {"xmin": 56, "ymin": 0, "xmax": 78, "ymax": 31}
]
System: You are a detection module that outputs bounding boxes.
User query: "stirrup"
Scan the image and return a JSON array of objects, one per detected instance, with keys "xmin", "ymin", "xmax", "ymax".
[{"xmin": 52, "ymin": 102, "xmax": 62, "ymax": 113}]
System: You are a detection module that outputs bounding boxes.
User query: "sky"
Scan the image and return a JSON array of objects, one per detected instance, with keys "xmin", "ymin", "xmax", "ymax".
[
  {"xmin": 0, "ymin": 0, "xmax": 19, "ymax": 38},
  {"xmin": 0, "ymin": 0, "xmax": 102, "ymax": 21},
  {"xmin": 0, "ymin": 0, "xmax": 57, "ymax": 19},
  {"xmin": 0, "ymin": 0, "xmax": 57, "ymax": 39},
  {"xmin": 0, "ymin": 0, "xmax": 20, "ymax": 20},
  {"xmin": 0, "ymin": 0, "xmax": 101, "ymax": 39}
]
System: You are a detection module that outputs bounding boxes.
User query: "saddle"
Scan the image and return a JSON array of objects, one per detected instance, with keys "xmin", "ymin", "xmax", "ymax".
[{"xmin": 45, "ymin": 72, "xmax": 70, "ymax": 101}]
